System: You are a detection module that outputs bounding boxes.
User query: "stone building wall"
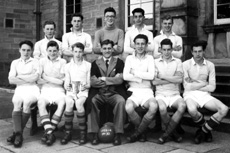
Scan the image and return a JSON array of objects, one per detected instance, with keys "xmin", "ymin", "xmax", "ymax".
[{"xmin": 0, "ymin": 0, "xmax": 36, "ymax": 86}]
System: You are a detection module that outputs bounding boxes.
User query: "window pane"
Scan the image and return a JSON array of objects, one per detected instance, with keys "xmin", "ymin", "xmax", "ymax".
[
  {"xmin": 130, "ymin": 4, "xmax": 141, "ymax": 15},
  {"xmin": 75, "ymin": 0, "xmax": 81, "ymax": 4},
  {"xmin": 217, "ymin": 5, "xmax": 230, "ymax": 19},
  {"xmin": 130, "ymin": 0, "xmax": 140, "ymax": 5},
  {"xmin": 66, "ymin": 0, "xmax": 73, "ymax": 5},
  {"xmin": 66, "ymin": 5, "xmax": 74, "ymax": 14},
  {"xmin": 66, "ymin": 24, "xmax": 72, "ymax": 33},
  {"xmin": 217, "ymin": 0, "xmax": 230, "ymax": 4},
  {"xmin": 75, "ymin": 4, "xmax": 81, "ymax": 13},
  {"xmin": 141, "ymin": 2, "xmax": 153, "ymax": 14},
  {"xmin": 142, "ymin": 0, "xmax": 153, "ymax": 2},
  {"xmin": 66, "ymin": 14, "xmax": 72, "ymax": 23},
  {"xmin": 145, "ymin": 14, "xmax": 153, "ymax": 26}
]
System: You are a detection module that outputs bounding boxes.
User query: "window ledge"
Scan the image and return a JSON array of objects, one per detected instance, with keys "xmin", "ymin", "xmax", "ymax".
[{"xmin": 202, "ymin": 24, "xmax": 230, "ymax": 33}]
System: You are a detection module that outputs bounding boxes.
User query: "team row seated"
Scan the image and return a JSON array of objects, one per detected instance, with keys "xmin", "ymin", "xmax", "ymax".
[{"xmin": 7, "ymin": 34, "xmax": 228, "ymax": 148}]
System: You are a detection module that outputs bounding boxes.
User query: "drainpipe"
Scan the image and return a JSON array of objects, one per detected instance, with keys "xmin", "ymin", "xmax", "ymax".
[
  {"xmin": 153, "ymin": 0, "xmax": 156, "ymax": 36},
  {"xmin": 33, "ymin": 0, "xmax": 42, "ymax": 41}
]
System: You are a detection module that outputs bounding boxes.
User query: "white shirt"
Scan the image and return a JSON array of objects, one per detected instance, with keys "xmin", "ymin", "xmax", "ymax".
[
  {"xmin": 39, "ymin": 57, "xmax": 66, "ymax": 91},
  {"xmin": 9, "ymin": 58, "xmax": 39, "ymax": 86},
  {"xmin": 65, "ymin": 59, "xmax": 91, "ymax": 84},
  {"xmin": 123, "ymin": 54, "xmax": 155, "ymax": 90},
  {"xmin": 124, "ymin": 25, "xmax": 154, "ymax": 54},
  {"xmin": 153, "ymin": 30, "xmax": 183, "ymax": 59},
  {"xmin": 62, "ymin": 31, "xmax": 92, "ymax": 54},
  {"xmin": 33, "ymin": 37, "xmax": 62, "ymax": 59}
]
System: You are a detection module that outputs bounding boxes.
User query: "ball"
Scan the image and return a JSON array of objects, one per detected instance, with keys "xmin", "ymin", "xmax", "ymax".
[{"xmin": 98, "ymin": 124, "xmax": 115, "ymax": 143}]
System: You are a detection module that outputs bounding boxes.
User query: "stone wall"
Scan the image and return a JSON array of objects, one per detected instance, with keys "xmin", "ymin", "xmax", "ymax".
[{"xmin": 0, "ymin": 0, "xmax": 36, "ymax": 86}]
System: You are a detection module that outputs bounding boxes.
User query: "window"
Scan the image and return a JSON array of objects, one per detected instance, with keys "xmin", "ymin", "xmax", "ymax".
[
  {"xmin": 5, "ymin": 18, "xmax": 14, "ymax": 28},
  {"xmin": 63, "ymin": 0, "xmax": 81, "ymax": 33},
  {"xmin": 214, "ymin": 0, "xmax": 230, "ymax": 25},
  {"xmin": 125, "ymin": 0, "xmax": 154, "ymax": 31}
]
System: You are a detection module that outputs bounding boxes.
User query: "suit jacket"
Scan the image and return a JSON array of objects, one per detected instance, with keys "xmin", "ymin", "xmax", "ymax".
[{"xmin": 85, "ymin": 57, "xmax": 128, "ymax": 115}]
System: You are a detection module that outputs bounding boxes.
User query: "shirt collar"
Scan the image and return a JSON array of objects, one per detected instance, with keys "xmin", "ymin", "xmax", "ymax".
[
  {"xmin": 132, "ymin": 24, "xmax": 147, "ymax": 31},
  {"xmin": 44, "ymin": 36, "xmax": 55, "ymax": 41},
  {"xmin": 191, "ymin": 57, "xmax": 207, "ymax": 65},
  {"xmin": 160, "ymin": 30, "xmax": 176, "ymax": 36},
  {"xmin": 103, "ymin": 57, "xmax": 111, "ymax": 62},
  {"xmin": 159, "ymin": 55, "xmax": 176, "ymax": 62},
  {"xmin": 47, "ymin": 56, "xmax": 60, "ymax": 62},
  {"xmin": 19, "ymin": 57, "xmax": 33, "ymax": 63}
]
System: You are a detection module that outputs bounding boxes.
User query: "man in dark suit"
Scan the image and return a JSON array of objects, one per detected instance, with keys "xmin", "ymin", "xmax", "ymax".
[{"xmin": 87, "ymin": 39, "xmax": 127, "ymax": 146}]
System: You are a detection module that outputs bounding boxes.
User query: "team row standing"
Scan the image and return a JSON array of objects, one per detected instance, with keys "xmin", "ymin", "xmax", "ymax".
[{"xmin": 7, "ymin": 7, "xmax": 228, "ymax": 148}]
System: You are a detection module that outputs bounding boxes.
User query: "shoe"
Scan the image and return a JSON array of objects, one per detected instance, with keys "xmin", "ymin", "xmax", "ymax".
[
  {"xmin": 91, "ymin": 133, "xmax": 99, "ymax": 145},
  {"xmin": 79, "ymin": 131, "xmax": 87, "ymax": 145},
  {"xmin": 127, "ymin": 131, "xmax": 140, "ymax": 143},
  {"xmin": 157, "ymin": 134, "xmax": 168, "ymax": 144},
  {"xmin": 46, "ymin": 133, "xmax": 56, "ymax": 146},
  {"xmin": 139, "ymin": 133, "xmax": 147, "ymax": 142},
  {"xmin": 194, "ymin": 128, "xmax": 205, "ymax": 144},
  {"xmin": 61, "ymin": 132, "xmax": 72, "ymax": 145},
  {"xmin": 113, "ymin": 134, "xmax": 121, "ymax": 146},
  {"xmin": 7, "ymin": 132, "xmax": 16, "ymax": 144},
  {"xmin": 41, "ymin": 133, "xmax": 48, "ymax": 144},
  {"xmin": 204, "ymin": 131, "xmax": 212, "ymax": 142},
  {"xmin": 14, "ymin": 132, "xmax": 23, "ymax": 148},
  {"xmin": 171, "ymin": 131, "xmax": 182, "ymax": 143}
]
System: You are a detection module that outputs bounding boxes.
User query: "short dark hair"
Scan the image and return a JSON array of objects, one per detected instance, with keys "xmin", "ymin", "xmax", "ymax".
[
  {"xmin": 19, "ymin": 40, "xmax": 33, "ymax": 49},
  {"xmin": 191, "ymin": 40, "xmax": 207, "ymax": 51},
  {"xmin": 43, "ymin": 20, "xmax": 56, "ymax": 29},
  {"xmin": 71, "ymin": 13, "xmax": 84, "ymax": 21},
  {"xmin": 104, "ymin": 7, "xmax": 116, "ymax": 16},
  {"xmin": 161, "ymin": 14, "xmax": 173, "ymax": 24},
  {"xmin": 47, "ymin": 40, "xmax": 59, "ymax": 50},
  {"xmin": 160, "ymin": 38, "xmax": 173, "ymax": 48},
  {"xmin": 101, "ymin": 39, "xmax": 114, "ymax": 47},
  {"xmin": 132, "ymin": 8, "xmax": 145, "ymax": 16},
  {"xmin": 133, "ymin": 34, "xmax": 148, "ymax": 44},
  {"xmin": 72, "ymin": 42, "xmax": 85, "ymax": 51}
]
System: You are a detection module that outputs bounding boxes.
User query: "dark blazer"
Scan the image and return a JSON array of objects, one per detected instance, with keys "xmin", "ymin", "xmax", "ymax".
[{"xmin": 85, "ymin": 57, "xmax": 128, "ymax": 115}]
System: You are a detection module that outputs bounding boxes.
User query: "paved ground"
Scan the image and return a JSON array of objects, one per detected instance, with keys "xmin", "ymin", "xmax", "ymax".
[{"xmin": 1, "ymin": 89, "xmax": 230, "ymax": 153}]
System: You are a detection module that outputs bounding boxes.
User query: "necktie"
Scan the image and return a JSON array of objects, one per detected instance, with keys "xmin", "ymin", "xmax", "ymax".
[{"xmin": 106, "ymin": 60, "xmax": 109, "ymax": 68}]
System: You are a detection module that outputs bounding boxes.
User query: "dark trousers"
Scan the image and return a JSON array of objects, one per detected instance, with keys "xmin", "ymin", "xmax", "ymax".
[{"xmin": 87, "ymin": 93, "xmax": 126, "ymax": 134}]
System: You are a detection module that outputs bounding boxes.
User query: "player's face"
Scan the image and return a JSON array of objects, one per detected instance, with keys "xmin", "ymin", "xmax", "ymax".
[
  {"xmin": 133, "ymin": 12, "xmax": 144, "ymax": 26},
  {"xmin": 71, "ymin": 16, "xmax": 83, "ymax": 31},
  {"xmin": 47, "ymin": 46, "xmax": 59, "ymax": 60},
  {"xmin": 134, "ymin": 38, "xmax": 147, "ymax": 55},
  {"xmin": 162, "ymin": 19, "xmax": 173, "ymax": 33},
  {"xmin": 104, "ymin": 12, "xmax": 116, "ymax": 27},
  {"xmin": 161, "ymin": 44, "xmax": 172, "ymax": 60},
  {"xmin": 43, "ymin": 24, "xmax": 55, "ymax": 39},
  {"xmin": 192, "ymin": 46, "xmax": 204, "ymax": 61},
  {"xmin": 101, "ymin": 44, "xmax": 113, "ymax": 59},
  {"xmin": 73, "ymin": 47, "xmax": 84, "ymax": 60},
  {"xmin": 19, "ymin": 44, "xmax": 32, "ymax": 60}
]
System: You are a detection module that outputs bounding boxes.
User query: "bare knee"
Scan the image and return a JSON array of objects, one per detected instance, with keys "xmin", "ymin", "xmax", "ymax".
[
  {"xmin": 65, "ymin": 98, "xmax": 74, "ymax": 112},
  {"xmin": 148, "ymin": 99, "xmax": 158, "ymax": 114},
  {"xmin": 219, "ymin": 105, "xmax": 229, "ymax": 118},
  {"xmin": 125, "ymin": 100, "xmax": 135, "ymax": 114},
  {"xmin": 12, "ymin": 98, "xmax": 23, "ymax": 111},
  {"xmin": 177, "ymin": 101, "xmax": 186, "ymax": 114}
]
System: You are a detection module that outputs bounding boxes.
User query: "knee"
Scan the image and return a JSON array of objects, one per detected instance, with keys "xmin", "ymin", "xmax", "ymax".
[
  {"xmin": 125, "ymin": 100, "xmax": 134, "ymax": 114},
  {"xmin": 65, "ymin": 99, "xmax": 74, "ymax": 111},
  {"xmin": 158, "ymin": 103, "xmax": 166, "ymax": 113},
  {"xmin": 219, "ymin": 105, "xmax": 229, "ymax": 117},
  {"xmin": 37, "ymin": 99, "xmax": 47, "ymax": 109},
  {"xmin": 149, "ymin": 100, "xmax": 158, "ymax": 113},
  {"xmin": 12, "ymin": 99, "xmax": 23, "ymax": 110},
  {"xmin": 178, "ymin": 102, "xmax": 187, "ymax": 114}
]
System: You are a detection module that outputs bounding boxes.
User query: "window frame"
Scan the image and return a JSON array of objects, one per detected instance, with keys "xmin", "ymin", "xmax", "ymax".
[
  {"xmin": 214, "ymin": 0, "xmax": 230, "ymax": 25},
  {"xmin": 125, "ymin": 0, "xmax": 154, "ymax": 32},
  {"xmin": 63, "ymin": 0, "xmax": 81, "ymax": 33}
]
